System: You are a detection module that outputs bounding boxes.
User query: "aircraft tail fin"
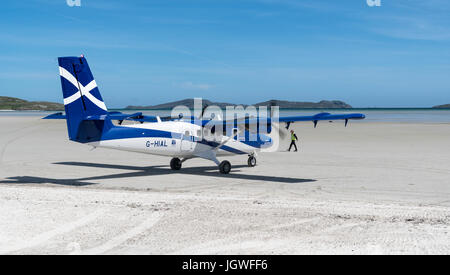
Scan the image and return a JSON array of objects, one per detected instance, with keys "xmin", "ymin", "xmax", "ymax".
[{"xmin": 58, "ymin": 56, "xmax": 113, "ymax": 143}]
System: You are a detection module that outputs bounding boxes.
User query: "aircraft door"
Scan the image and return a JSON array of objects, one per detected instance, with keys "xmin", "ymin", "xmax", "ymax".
[{"xmin": 181, "ymin": 130, "xmax": 193, "ymax": 151}]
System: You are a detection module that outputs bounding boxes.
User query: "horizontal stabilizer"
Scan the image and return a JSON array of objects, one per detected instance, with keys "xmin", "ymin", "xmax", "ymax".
[{"xmin": 42, "ymin": 112, "xmax": 66, "ymax": 119}]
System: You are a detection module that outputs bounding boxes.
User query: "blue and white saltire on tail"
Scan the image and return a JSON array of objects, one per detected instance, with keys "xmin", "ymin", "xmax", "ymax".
[{"xmin": 44, "ymin": 56, "xmax": 365, "ymax": 174}]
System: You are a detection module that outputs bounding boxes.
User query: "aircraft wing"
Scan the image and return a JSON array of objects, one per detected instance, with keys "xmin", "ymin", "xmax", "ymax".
[
  {"xmin": 43, "ymin": 111, "xmax": 365, "ymax": 128},
  {"xmin": 201, "ymin": 112, "xmax": 366, "ymax": 129},
  {"xmin": 278, "ymin": 112, "xmax": 365, "ymax": 127},
  {"xmin": 43, "ymin": 111, "xmax": 169, "ymax": 123},
  {"xmin": 108, "ymin": 111, "xmax": 190, "ymax": 123},
  {"xmin": 107, "ymin": 111, "xmax": 158, "ymax": 123}
]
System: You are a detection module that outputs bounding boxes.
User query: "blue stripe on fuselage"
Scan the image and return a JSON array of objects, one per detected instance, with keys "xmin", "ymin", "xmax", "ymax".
[
  {"xmin": 194, "ymin": 137, "xmax": 247, "ymax": 155},
  {"xmin": 102, "ymin": 126, "xmax": 180, "ymax": 141},
  {"xmin": 96, "ymin": 125, "xmax": 250, "ymax": 155}
]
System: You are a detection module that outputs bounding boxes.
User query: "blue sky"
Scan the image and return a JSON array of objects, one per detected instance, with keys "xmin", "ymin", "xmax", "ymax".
[{"xmin": 0, "ymin": 0, "xmax": 449, "ymax": 108}]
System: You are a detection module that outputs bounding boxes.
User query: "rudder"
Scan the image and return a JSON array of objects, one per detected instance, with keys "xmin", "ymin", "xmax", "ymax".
[{"xmin": 58, "ymin": 56, "xmax": 111, "ymax": 142}]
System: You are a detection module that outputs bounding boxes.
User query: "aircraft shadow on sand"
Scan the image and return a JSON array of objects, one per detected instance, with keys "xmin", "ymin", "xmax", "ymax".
[{"xmin": 0, "ymin": 161, "xmax": 316, "ymax": 187}]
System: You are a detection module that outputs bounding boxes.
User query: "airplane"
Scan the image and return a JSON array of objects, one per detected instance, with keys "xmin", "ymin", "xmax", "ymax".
[{"xmin": 44, "ymin": 56, "xmax": 365, "ymax": 174}]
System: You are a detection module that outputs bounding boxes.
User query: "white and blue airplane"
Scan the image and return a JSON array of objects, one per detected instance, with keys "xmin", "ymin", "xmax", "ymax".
[{"xmin": 44, "ymin": 56, "xmax": 365, "ymax": 174}]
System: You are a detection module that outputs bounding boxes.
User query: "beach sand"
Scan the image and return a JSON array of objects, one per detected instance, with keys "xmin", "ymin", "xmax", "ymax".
[{"xmin": 0, "ymin": 116, "xmax": 449, "ymax": 254}]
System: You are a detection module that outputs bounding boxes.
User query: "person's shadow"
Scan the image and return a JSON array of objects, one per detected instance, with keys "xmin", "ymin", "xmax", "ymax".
[{"xmin": 0, "ymin": 161, "xmax": 316, "ymax": 187}]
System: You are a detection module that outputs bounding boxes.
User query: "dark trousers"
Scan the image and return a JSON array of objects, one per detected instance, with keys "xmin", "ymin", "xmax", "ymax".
[{"xmin": 288, "ymin": 141, "xmax": 298, "ymax": 151}]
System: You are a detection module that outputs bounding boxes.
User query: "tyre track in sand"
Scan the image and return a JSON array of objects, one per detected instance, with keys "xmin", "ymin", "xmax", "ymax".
[{"xmin": 0, "ymin": 121, "xmax": 45, "ymax": 164}]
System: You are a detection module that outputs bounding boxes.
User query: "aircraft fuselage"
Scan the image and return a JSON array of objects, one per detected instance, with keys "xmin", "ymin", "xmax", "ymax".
[{"xmin": 87, "ymin": 121, "xmax": 272, "ymax": 158}]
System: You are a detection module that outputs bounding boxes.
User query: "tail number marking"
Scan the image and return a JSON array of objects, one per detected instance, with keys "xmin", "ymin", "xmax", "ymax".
[{"xmin": 146, "ymin": 140, "xmax": 168, "ymax": 148}]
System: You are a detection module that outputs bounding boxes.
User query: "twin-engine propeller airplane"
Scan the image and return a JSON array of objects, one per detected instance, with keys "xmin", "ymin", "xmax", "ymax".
[{"xmin": 44, "ymin": 56, "xmax": 365, "ymax": 174}]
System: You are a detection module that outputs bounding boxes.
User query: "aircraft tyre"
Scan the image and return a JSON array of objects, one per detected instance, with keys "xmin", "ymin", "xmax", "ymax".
[
  {"xmin": 248, "ymin": 156, "xmax": 257, "ymax": 167},
  {"xmin": 170, "ymin": 158, "xmax": 182, "ymax": 170},
  {"xmin": 219, "ymin": 160, "xmax": 231, "ymax": 174}
]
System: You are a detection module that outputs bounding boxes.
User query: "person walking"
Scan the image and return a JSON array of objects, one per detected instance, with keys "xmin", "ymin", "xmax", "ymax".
[{"xmin": 288, "ymin": 130, "xmax": 298, "ymax": 152}]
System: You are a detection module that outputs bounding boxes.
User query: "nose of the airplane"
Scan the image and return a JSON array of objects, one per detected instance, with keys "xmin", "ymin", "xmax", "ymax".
[{"xmin": 261, "ymin": 136, "xmax": 273, "ymax": 148}]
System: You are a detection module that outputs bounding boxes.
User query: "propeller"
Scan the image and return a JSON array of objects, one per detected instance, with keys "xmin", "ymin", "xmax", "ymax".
[
  {"xmin": 271, "ymin": 122, "xmax": 287, "ymax": 139},
  {"xmin": 269, "ymin": 101, "xmax": 287, "ymax": 139}
]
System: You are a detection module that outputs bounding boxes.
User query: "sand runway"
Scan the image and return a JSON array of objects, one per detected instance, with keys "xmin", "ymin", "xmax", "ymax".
[{"xmin": 0, "ymin": 116, "xmax": 449, "ymax": 254}]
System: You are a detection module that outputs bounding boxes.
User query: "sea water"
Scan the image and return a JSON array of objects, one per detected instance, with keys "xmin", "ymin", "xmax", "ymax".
[{"xmin": 1, "ymin": 109, "xmax": 450, "ymax": 123}]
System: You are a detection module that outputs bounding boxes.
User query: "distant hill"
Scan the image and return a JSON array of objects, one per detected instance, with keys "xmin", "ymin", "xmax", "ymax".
[
  {"xmin": 0, "ymin": 96, "xmax": 63, "ymax": 111},
  {"xmin": 127, "ymin": 99, "xmax": 237, "ymax": 110},
  {"xmin": 433, "ymin": 104, "xmax": 450, "ymax": 109},
  {"xmin": 127, "ymin": 99, "xmax": 352, "ymax": 109},
  {"xmin": 254, "ymin": 100, "xmax": 352, "ymax": 109}
]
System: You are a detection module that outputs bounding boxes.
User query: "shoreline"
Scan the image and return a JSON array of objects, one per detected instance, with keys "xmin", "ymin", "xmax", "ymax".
[
  {"xmin": 1, "ymin": 110, "xmax": 449, "ymax": 124},
  {"xmin": 1, "ymin": 107, "xmax": 450, "ymax": 112}
]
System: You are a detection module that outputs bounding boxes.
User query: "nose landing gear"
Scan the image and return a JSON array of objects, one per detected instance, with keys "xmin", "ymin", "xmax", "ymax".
[{"xmin": 247, "ymin": 155, "xmax": 257, "ymax": 167}]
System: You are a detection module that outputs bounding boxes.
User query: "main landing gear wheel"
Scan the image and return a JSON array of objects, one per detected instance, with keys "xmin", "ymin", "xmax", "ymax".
[
  {"xmin": 219, "ymin": 160, "xmax": 232, "ymax": 174},
  {"xmin": 247, "ymin": 156, "xmax": 257, "ymax": 167},
  {"xmin": 170, "ymin": 158, "xmax": 182, "ymax": 170}
]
